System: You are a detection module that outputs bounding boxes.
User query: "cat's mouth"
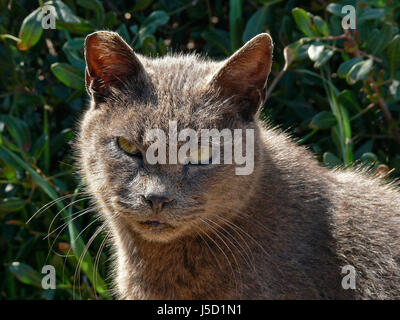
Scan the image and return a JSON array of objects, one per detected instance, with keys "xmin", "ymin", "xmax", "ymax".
[
  {"xmin": 136, "ymin": 219, "xmax": 175, "ymax": 230},
  {"xmin": 140, "ymin": 219, "xmax": 169, "ymax": 227}
]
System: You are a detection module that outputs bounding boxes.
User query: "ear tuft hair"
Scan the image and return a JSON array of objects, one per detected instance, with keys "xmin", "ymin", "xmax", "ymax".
[{"xmin": 208, "ymin": 33, "xmax": 274, "ymax": 119}]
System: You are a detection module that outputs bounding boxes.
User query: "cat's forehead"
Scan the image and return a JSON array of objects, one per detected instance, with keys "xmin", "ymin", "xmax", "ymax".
[
  {"xmin": 112, "ymin": 102, "xmax": 216, "ymax": 141},
  {"xmin": 108, "ymin": 55, "xmax": 223, "ymax": 133},
  {"xmin": 141, "ymin": 54, "xmax": 219, "ymax": 87},
  {"xmin": 141, "ymin": 54, "xmax": 219, "ymax": 106}
]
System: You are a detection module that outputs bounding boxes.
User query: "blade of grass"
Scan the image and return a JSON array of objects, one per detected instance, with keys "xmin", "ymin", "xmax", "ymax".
[
  {"xmin": 321, "ymin": 66, "xmax": 353, "ymax": 165},
  {"xmin": 229, "ymin": 0, "xmax": 243, "ymax": 52},
  {"xmin": 43, "ymin": 106, "xmax": 50, "ymax": 173},
  {"xmin": 295, "ymin": 68, "xmax": 353, "ymax": 165}
]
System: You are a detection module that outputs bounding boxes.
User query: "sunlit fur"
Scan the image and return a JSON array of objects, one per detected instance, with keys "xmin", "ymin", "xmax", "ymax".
[{"xmin": 77, "ymin": 31, "xmax": 400, "ymax": 299}]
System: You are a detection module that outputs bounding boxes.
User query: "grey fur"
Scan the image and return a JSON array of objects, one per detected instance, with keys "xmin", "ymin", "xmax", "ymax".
[{"xmin": 77, "ymin": 31, "xmax": 400, "ymax": 299}]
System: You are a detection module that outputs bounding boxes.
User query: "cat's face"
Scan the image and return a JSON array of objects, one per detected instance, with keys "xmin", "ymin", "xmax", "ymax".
[{"xmin": 78, "ymin": 31, "xmax": 273, "ymax": 242}]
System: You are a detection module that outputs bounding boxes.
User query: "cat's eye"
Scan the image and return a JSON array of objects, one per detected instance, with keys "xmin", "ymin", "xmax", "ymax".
[
  {"xmin": 117, "ymin": 137, "xmax": 141, "ymax": 156},
  {"xmin": 187, "ymin": 146, "xmax": 213, "ymax": 165}
]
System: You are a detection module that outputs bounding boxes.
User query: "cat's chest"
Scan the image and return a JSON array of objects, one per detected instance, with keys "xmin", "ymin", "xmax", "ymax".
[{"xmin": 117, "ymin": 241, "xmax": 246, "ymax": 298}]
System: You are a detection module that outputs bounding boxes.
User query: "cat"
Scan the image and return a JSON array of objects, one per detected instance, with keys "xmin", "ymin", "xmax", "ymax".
[{"xmin": 77, "ymin": 30, "xmax": 400, "ymax": 299}]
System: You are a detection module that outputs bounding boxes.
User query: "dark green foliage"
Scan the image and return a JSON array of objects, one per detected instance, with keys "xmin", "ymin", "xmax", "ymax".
[{"xmin": 0, "ymin": 0, "xmax": 399, "ymax": 299}]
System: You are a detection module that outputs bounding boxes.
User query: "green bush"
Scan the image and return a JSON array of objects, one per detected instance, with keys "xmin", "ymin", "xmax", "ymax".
[{"xmin": 0, "ymin": 0, "xmax": 399, "ymax": 299}]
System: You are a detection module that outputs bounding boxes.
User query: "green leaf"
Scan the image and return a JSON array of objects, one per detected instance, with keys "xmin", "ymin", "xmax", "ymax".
[
  {"xmin": 292, "ymin": 7, "xmax": 313, "ymax": 37},
  {"xmin": 62, "ymin": 38, "xmax": 85, "ymax": 69},
  {"xmin": 157, "ymin": 38, "xmax": 167, "ymax": 55},
  {"xmin": 323, "ymin": 152, "xmax": 342, "ymax": 167},
  {"xmin": 283, "ymin": 41, "xmax": 309, "ymax": 68},
  {"xmin": 17, "ymin": 8, "xmax": 43, "ymax": 51},
  {"xmin": 30, "ymin": 133, "xmax": 49, "ymax": 161},
  {"xmin": 57, "ymin": 21, "xmax": 94, "ymax": 34},
  {"xmin": 365, "ymin": 28, "xmax": 381, "ymax": 53},
  {"xmin": 42, "ymin": 289, "xmax": 55, "ymax": 300},
  {"xmin": 229, "ymin": 0, "xmax": 243, "ymax": 52},
  {"xmin": 354, "ymin": 140, "xmax": 374, "ymax": 159},
  {"xmin": 9, "ymin": 262, "xmax": 42, "ymax": 288},
  {"xmin": 62, "ymin": 38, "xmax": 85, "ymax": 51},
  {"xmin": 326, "ymin": 3, "xmax": 344, "ymax": 16},
  {"xmin": 346, "ymin": 59, "xmax": 373, "ymax": 85},
  {"xmin": 116, "ymin": 24, "xmax": 131, "ymax": 43},
  {"xmin": 137, "ymin": 10, "xmax": 169, "ymax": 46},
  {"xmin": 50, "ymin": 63, "xmax": 85, "ymax": 90},
  {"xmin": 389, "ymin": 80, "xmax": 400, "ymax": 101},
  {"xmin": 321, "ymin": 70, "xmax": 353, "ymax": 165},
  {"xmin": 201, "ymin": 30, "xmax": 231, "ymax": 56},
  {"xmin": 45, "ymin": 0, "xmax": 94, "ymax": 34},
  {"xmin": 242, "ymin": 6, "xmax": 268, "ymax": 43},
  {"xmin": 133, "ymin": 0, "xmax": 154, "ymax": 12},
  {"xmin": 337, "ymin": 90, "xmax": 361, "ymax": 112},
  {"xmin": 142, "ymin": 10, "xmax": 169, "ymax": 29},
  {"xmin": 358, "ymin": 20, "xmax": 372, "ymax": 45},
  {"xmin": 310, "ymin": 111, "xmax": 337, "ymax": 130},
  {"xmin": 0, "ymin": 198, "xmax": 27, "ymax": 213},
  {"xmin": 141, "ymin": 35, "xmax": 157, "ymax": 55},
  {"xmin": 77, "ymin": 0, "xmax": 104, "ymax": 26},
  {"xmin": 387, "ymin": 35, "xmax": 400, "ymax": 77},
  {"xmin": 313, "ymin": 49, "xmax": 334, "ymax": 68},
  {"xmin": 337, "ymin": 57, "xmax": 363, "ymax": 78},
  {"xmin": 313, "ymin": 16, "xmax": 329, "ymax": 36},
  {"xmin": 360, "ymin": 152, "xmax": 378, "ymax": 163},
  {"xmin": 3, "ymin": 165, "xmax": 17, "ymax": 182},
  {"xmin": 0, "ymin": 149, "xmax": 22, "ymax": 169},
  {"xmin": 0, "ymin": 145, "xmax": 58, "ymax": 200},
  {"xmin": 104, "ymin": 11, "xmax": 118, "ymax": 29},
  {"xmin": 372, "ymin": 23, "xmax": 393, "ymax": 54},
  {"xmin": 0, "ymin": 115, "xmax": 31, "ymax": 151},
  {"xmin": 359, "ymin": 8, "xmax": 386, "ymax": 21},
  {"xmin": 45, "ymin": 0, "xmax": 81, "ymax": 23}
]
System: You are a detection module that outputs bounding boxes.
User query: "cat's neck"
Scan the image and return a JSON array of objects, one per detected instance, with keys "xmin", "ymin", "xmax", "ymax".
[{"xmin": 110, "ymin": 210, "xmax": 268, "ymax": 299}]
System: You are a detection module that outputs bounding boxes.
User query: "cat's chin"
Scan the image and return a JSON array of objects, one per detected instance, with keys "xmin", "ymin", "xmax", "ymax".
[{"xmin": 130, "ymin": 219, "xmax": 185, "ymax": 242}]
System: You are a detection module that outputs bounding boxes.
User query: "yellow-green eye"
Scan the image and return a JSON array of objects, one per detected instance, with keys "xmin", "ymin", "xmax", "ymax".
[
  {"xmin": 117, "ymin": 137, "xmax": 141, "ymax": 155},
  {"xmin": 188, "ymin": 146, "xmax": 213, "ymax": 164}
]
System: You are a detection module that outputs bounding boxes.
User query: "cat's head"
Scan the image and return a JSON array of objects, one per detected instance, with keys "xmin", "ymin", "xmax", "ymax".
[{"xmin": 78, "ymin": 31, "xmax": 273, "ymax": 242}]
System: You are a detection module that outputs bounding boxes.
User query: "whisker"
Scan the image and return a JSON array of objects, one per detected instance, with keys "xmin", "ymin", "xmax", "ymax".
[
  {"xmin": 73, "ymin": 214, "xmax": 116, "ymax": 299},
  {"xmin": 210, "ymin": 206, "xmax": 285, "ymax": 278},
  {"xmin": 74, "ymin": 224, "xmax": 106, "ymax": 299},
  {"xmin": 44, "ymin": 206, "xmax": 100, "ymax": 266},
  {"xmin": 203, "ymin": 217, "xmax": 245, "ymax": 294},
  {"xmin": 44, "ymin": 203, "xmax": 99, "ymax": 240},
  {"xmin": 211, "ymin": 205, "xmax": 275, "ymax": 258},
  {"xmin": 61, "ymin": 214, "xmax": 105, "ymax": 293},
  {"xmin": 214, "ymin": 204, "xmax": 276, "ymax": 236},
  {"xmin": 44, "ymin": 197, "xmax": 93, "ymax": 240},
  {"xmin": 199, "ymin": 218, "xmax": 242, "ymax": 296},
  {"xmin": 209, "ymin": 213, "xmax": 256, "ymax": 272},
  {"xmin": 193, "ymin": 228, "xmax": 224, "ymax": 272},
  {"xmin": 93, "ymin": 231, "xmax": 110, "ymax": 300},
  {"xmin": 27, "ymin": 192, "xmax": 88, "ymax": 223}
]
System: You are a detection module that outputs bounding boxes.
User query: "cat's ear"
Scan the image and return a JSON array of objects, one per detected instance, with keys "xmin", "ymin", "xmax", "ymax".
[
  {"xmin": 84, "ymin": 31, "xmax": 146, "ymax": 96},
  {"xmin": 208, "ymin": 33, "xmax": 273, "ymax": 118}
]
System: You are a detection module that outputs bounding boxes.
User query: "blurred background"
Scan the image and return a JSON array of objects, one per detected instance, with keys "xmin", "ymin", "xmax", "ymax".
[{"xmin": 0, "ymin": 0, "xmax": 399, "ymax": 299}]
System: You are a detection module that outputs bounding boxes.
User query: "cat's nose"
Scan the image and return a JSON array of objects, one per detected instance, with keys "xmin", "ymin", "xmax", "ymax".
[{"xmin": 143, "ymin": 194, "xmax": 173, "ymax": 213}]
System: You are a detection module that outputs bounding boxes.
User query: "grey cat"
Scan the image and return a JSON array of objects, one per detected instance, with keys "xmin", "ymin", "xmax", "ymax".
[{"xmin": 77, "ymin": 31, "xmax": 400, "ymax": 299}]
